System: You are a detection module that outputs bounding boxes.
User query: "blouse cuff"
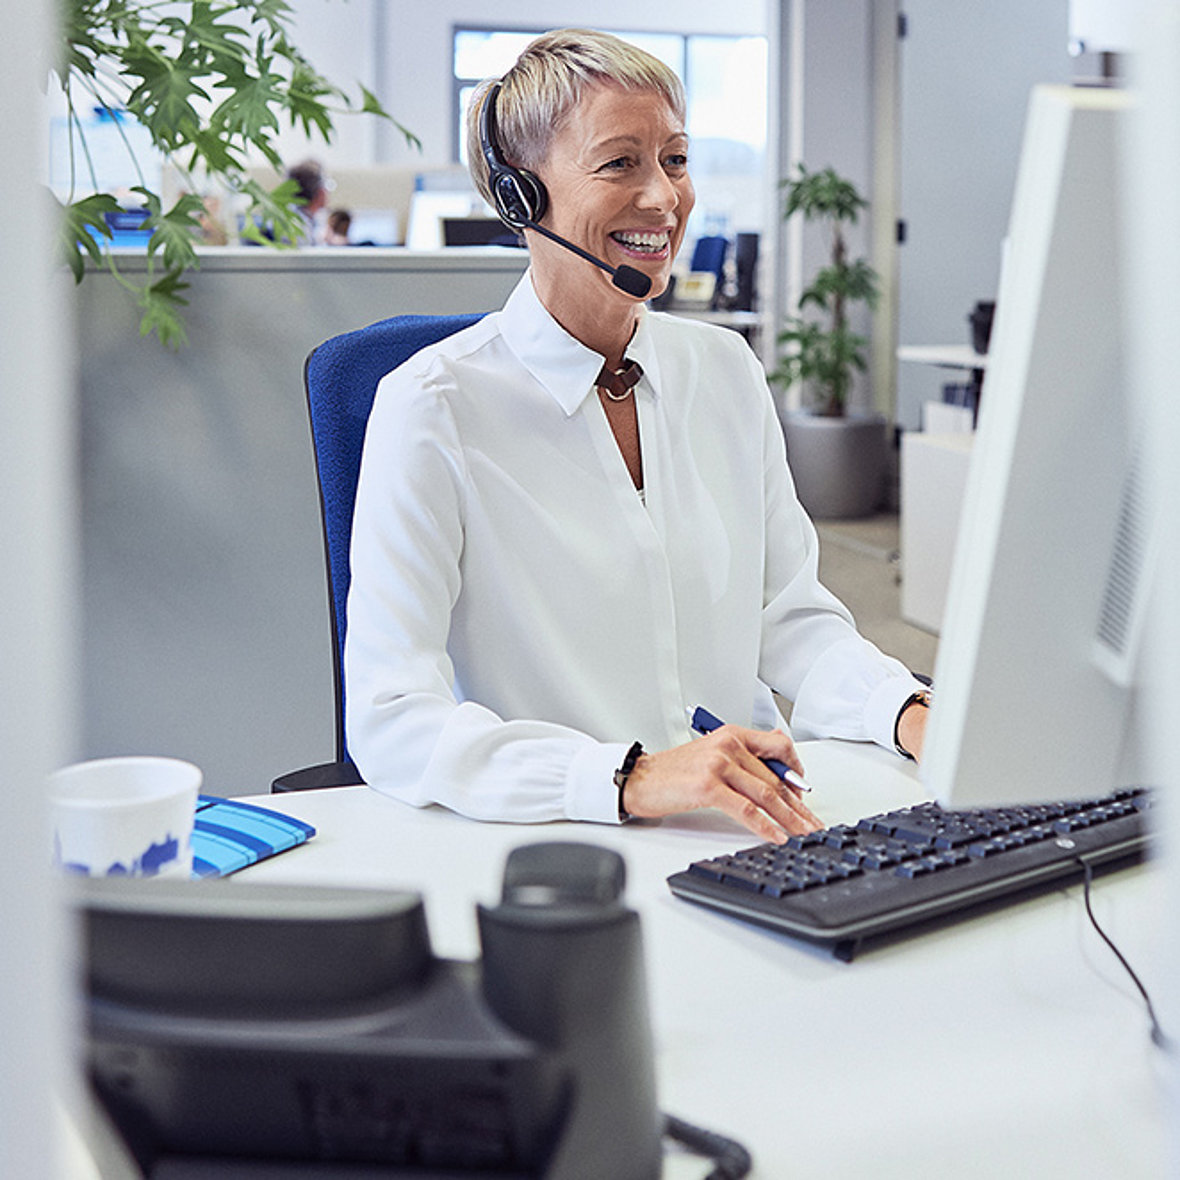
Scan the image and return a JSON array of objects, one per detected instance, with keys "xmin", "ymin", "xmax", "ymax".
[
  {"xmin": 565, "ymin": 740, "xmax": 633, "ymax": 825},
  {"xmin": 864, "ymin": 675, "xmax": 929, "ymax": 753}
]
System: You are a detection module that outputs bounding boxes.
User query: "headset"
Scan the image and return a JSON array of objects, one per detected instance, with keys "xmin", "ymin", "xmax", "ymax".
[
  {"xmin": 477, "ymin": 81, "xmax": 651, "ymax": 299},
  {"xmin": 479, "ymin": 81, "xmax": 549, "ymax": 229}
]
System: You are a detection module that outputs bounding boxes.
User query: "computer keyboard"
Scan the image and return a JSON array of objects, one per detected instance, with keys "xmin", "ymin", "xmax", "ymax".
[{"xmin": 667, "ymin": 787, "xmax": 1153, "ymax": 959}]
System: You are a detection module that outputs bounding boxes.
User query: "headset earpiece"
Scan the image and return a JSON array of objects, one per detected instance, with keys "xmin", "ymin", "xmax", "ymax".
[{"xmin": 480, "ymin": 82, "xmax": 548, "ymax": 229}]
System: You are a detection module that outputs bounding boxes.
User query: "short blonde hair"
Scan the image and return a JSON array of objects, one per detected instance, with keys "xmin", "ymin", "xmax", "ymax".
[{"xmin": 466, "ymin": 28, "xmax": 686, "ymax": 210}]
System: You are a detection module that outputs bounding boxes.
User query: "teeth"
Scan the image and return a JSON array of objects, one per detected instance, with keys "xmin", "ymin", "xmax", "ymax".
[{"xmin": 613, "ymin": 230, "xmax": 669, "ymax": 252}]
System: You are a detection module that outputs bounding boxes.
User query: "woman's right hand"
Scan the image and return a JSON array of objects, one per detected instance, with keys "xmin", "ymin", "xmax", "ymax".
[{"xmin": 620, "ymin": 725, "xmax": 823, "ymax": 842}]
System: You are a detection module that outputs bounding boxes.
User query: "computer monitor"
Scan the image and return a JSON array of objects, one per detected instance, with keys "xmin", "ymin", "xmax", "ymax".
[
  {"xmin": 921, "ymin": 85, "xmax": 1155, "ymax": 809},
  {"xmin": 442, "ymin": 216, "xmax": 521, "ymax": 247},
  {"xmin": 344, "ymin": 208, "xmax": 400, "ymax": 247},
  {"xmin": 405, "ymin": 189, "xmax": 485, "ymax": 250}
]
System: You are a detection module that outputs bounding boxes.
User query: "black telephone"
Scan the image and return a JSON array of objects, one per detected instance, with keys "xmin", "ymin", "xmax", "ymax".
[{"xmin": 77, "ymin": 842, "xmax": 748, "ymax": 1179}]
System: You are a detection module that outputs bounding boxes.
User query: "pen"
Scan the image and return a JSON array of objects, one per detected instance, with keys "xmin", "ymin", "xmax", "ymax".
[{"xmin": 688, "ymin": 705, "xmax": 812, "ymax": 793}]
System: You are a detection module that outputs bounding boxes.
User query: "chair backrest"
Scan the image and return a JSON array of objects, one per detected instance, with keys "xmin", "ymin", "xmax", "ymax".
[
  {"xmin": 304, "ymin": 313, "xmax": 482, "ymax": 764},
  {"xmin": 689, "ymin": 235, "xmax": 729, "ymax": 284}
]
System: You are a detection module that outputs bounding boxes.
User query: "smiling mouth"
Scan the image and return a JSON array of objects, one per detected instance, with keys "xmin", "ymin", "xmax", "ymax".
[{"xmin": 611, "ymin": 230, "xmax": 671, "ymax": 255}]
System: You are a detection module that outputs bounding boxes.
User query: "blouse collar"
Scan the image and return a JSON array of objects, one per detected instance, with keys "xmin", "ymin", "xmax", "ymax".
[{"xmin": 498, "ymin": 271, "xmax": 661, "ymax": 417}]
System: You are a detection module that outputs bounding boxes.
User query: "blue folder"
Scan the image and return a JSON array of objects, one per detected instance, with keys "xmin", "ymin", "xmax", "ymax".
[{"xmin": 191, "ymin": 796, "xmax": 316, "ymax": 878}]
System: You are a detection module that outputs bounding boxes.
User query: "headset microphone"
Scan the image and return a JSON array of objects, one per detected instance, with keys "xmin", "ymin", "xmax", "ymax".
[
  {"xmin": 521, "ymin": 219, "xmax": 652, "ymax": 298},
  {"xmin": 479, "ymin": 83, "xmax": 653, "ymax": 301}
]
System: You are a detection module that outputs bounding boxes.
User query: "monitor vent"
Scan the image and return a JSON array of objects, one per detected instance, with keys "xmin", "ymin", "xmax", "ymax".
[{"xmin": 1095, "ymin": 447, "xmax": 1150, "ymax": 670}]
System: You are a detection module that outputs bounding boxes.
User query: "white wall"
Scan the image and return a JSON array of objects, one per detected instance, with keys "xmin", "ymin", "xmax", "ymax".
[
  {"xmin": 281, "ymin": 0, "xmax": 768, "ymax": 170},
  {"xmin": 769, "ymin": 1, "xmax": 1077, "ymax": 425},
  {"xmin": 895, "ymin": 1, "xmax": 1073, "ymax": 428},
  {"xmin": 774, "ymin": 0, "xmax": 880, "ymax": 413}
]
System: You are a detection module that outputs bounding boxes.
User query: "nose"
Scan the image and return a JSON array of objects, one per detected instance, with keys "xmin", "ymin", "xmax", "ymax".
[{"xmin": 636, "ymin": 161, "xmax": 680, "ymax": 213}]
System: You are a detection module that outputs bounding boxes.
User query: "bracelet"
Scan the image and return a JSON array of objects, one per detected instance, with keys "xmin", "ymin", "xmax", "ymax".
[
  {"xmin": 613, "ymin": 741, "xmax": 644, "ymax": 823},
  {"xmin": 894, "ymin": 690, "xmax": 932, "ymax": 760}
]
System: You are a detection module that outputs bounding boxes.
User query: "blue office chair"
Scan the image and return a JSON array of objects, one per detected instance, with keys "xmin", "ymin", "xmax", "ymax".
[
  {"xmin": 272, "ymin": 313, "xmax": 482, "ymax": 792},
  {"xmin": 689, "ymin": 235, "xmax": 729, "ymax": 299}
]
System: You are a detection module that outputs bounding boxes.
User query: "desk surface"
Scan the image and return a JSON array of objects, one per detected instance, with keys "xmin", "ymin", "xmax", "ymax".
[
  {"xmin": 237, "ymin": 740, "xmax": 1167, "ymax": 1179},
  {"xmin": 897, "ymin": 344, "xmax": 989, "ymax": 370}
]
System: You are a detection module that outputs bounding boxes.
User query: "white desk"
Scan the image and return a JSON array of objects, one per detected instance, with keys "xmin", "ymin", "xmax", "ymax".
[
  {"xmin": 235, "ymin": 740, "xmax": 1168, "ymax": 1179},
  {"xmin": 897, "ymin": 344, "xmax": 987, "ymax": 432},
  {"xmin": 896, "ymin": 344, "xmax": 989, "ymax": 372}
]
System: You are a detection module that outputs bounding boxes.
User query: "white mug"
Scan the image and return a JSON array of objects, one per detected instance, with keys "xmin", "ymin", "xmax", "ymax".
[{"xmin": 48, "ymin": 756, "xmax": 201, "ymax": 878}]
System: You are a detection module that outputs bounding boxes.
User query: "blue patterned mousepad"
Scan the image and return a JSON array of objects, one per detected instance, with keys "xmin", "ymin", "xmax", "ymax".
[{"xmin": 191, "ymin": 796, "xmax": 317, "ymax": 878}]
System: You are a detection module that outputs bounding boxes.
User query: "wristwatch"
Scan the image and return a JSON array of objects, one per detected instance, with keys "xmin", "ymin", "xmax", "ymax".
[
  {"xmin": 613, "ymin": 741, "xmax": 644, "ymax": 822},
  {"xmin": 894, "ymin": 689, "xmax": 932, "ymax": 760}
]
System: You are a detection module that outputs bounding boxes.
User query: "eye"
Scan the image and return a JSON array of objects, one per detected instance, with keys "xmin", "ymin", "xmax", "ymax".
[
  {"xmin": 664, "ymin": 153, "xmax": 689, "ymax": 171},
  {"xmin": 599, "ymin": 156, "xmax": 631, "ymax": 172}
]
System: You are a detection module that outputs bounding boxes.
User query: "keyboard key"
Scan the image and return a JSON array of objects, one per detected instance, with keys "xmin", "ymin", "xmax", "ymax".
[
  {"xmin": 824, "ymin": 828, "xmax": 860, "ymax": 850},
  {"xmin": 894, "ymin": 861, "xmax": 934, "ymax": 878},
  {"xmin": 721, "ymin": 865, "xmax": 767, "ymax": 891},
  {"xmin": 968, "ymin": 840, "xmax": 1004, "ymax": 858},
  {"xmin": 932, "ymin": 828, "xmax": 979, "ymax": 849},
  {"xmin": 787, "ymin": 831, "xmax": 827, "ymax": 850}
]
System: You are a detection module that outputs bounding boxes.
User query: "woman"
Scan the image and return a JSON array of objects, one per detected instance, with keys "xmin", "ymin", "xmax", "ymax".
[{"xmin": 344, "ymin": 29, "xmax": 929, "ymax": 843}]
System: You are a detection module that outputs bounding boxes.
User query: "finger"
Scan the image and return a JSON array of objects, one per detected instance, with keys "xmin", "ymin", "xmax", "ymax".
[
  {"xmin": 747, "ymin": 727, "xmax": 806, "ymax": 779},
  {"xmin": 729, "ymin": 739, "xmax": 819, "ymax": 818},
  {"xmin": 745, "ymin": 771, "xmax": 823, "ymax": 835},
  {"xmin": 710, "ymin": 785, "xmax": 797, "ymax": 844},
  {"xmin": 705, "ymin": 728, "xmax": 821, "ymax": 834},
  {"xmin": 780, "ymin": 784, "xmax": 822, "ymax": 830},
  {"xmin": 726, "ymin": 750, "xmax": 822, "ymax": 835}
]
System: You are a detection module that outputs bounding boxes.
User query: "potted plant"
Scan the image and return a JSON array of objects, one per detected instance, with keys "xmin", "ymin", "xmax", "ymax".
[
  {"xmin": 770, "ymin": 163, "xmax": 886, "ymax": 519},
  {"xmin": 55, "ymin": 0, "xmax": 416, "ymax": 346}
]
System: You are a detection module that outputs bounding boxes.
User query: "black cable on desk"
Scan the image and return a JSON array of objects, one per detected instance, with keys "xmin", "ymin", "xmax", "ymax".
[
  {"xmin": 1077, "ymin": 857, "xmax": 1173, "ymax": 1053},
  {"xmin": 664, "ymin": 1112, "xmax": 753, "ymax": 1179}
]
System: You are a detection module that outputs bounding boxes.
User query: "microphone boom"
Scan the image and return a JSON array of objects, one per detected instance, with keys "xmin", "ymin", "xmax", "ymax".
[{"xmin": 524, "ymin": 219, "xmax": 652, "ymax": 299}]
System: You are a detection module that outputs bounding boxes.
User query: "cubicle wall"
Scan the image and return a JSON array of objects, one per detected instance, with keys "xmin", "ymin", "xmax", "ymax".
[{"xmin": 76, "ymin": 248, "xmax": 527, "ymax": 796}]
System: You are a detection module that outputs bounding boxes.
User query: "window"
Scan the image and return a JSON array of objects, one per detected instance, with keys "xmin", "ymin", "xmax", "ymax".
[{"xmin": 452, "ymin": 26, "xmax": 768, "ymax": 240}]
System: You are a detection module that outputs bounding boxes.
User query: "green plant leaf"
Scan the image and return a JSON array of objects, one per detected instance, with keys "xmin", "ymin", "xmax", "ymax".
[
  {"xmin": 250, "ymin": 0, "xmax": 296, "ymax": 36},
  {"xmin": 209, "ymin": 62, "xmax": 287, "ymax": 143},
  {"xmin": 133, "ymin": 187, "xmax": 207, "ymax": 274},
  {"xmin": 234, "ymin": 176, "xmax": 307, "ymax": 246},
  {"xmin": 183, "ymin": 2, "xmax": 250, "ymax": 61},
  {"xmin": 798, "ymin": 258, "xmax": 879, "ymax": 313},
  {"xmin": 137, "ymin": 268, "xmax": 192, "ymax": 348},
  {"xmin": 123, "ymin": 49, "xmax": 210, "ymax": 149},
  {"xmin": 60, "ymin": 193, "xmax": 121, "ymax": 283},
  {"xmin": 781, "ymin": 163, "xmax": 868, "ymax": 224},
  {"xmin": 284, "ymin": 58, "xmax": 338, "ymax": 140}
]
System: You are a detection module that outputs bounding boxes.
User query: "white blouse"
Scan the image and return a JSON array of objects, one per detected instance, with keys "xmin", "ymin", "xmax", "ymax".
[{"xmin": 344, "ymin": 273, "xmax": 922, "ymax": 824}]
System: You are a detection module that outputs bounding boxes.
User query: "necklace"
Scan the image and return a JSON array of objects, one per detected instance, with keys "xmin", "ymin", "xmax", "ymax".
[{"xmin": 595, "ymin": 359, "xmax": 643, "ymax": 402}]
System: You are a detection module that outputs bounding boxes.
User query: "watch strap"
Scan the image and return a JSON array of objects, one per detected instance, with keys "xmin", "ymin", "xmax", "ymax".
[{"xmin": 613, "ymin": 741, "xmax": 644, "ymax": 822}]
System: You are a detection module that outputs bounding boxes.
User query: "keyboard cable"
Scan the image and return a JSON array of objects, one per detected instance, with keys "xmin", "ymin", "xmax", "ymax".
[
  {"xmin": 663, "ymin": 1112, "xmax": 753, "ymax": 1180},
  {"xmin": 1077, "ymin": 856, "xmax": 1173, "ymax": 1053}
]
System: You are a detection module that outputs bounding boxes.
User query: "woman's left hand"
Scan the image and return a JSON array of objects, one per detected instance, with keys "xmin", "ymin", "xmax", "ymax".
[{"xmin": 897, "ymin": 698, "xmax": 930, "ymax": 762}]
